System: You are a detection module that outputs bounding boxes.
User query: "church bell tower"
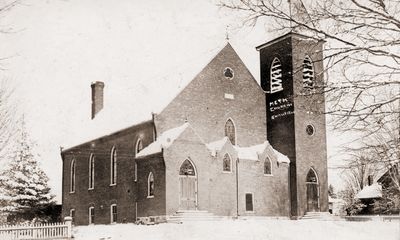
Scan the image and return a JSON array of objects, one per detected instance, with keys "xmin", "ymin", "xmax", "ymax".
[{"xmin": 256, "ymin": 32, "xmax": 329, "ymax": 218}]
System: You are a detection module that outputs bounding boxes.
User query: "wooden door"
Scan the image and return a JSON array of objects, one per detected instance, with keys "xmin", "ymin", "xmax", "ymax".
[
  {"xmin": 179, "ymin": 176, "xmax": 196, "ymax": 210},
  {"xmin": 307, "ymin": 183, "xmax": 319, "ymax": 212}
]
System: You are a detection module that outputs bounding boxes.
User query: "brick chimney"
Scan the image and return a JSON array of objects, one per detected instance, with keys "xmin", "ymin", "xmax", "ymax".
[{"xmin": 91, "ymin": 81, "xmax": 104, "ymax": 119}]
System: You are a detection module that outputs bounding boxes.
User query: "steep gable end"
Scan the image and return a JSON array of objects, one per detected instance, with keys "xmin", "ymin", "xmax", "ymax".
[{"xmin": 155, "ymin": 43, "xmax": 267, "ymax": 147}]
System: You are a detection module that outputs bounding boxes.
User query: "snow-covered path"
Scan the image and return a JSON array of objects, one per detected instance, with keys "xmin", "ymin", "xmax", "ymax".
[{"xmin": 73, "ymin": 219, "xmax": 399, "ymax": 240}]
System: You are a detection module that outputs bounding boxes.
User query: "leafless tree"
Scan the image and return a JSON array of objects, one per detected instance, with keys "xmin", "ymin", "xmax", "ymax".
[
  {"xmin": 219, "ymin": 0, "xmax": 400, "ymax": 132},
  {"xmin": 0, "ymin": 0, "xmax": 20, "ymax": 164}
]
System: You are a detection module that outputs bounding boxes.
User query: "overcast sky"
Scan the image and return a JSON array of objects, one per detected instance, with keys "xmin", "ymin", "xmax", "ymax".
[{"xmin": 0, "ymin": 0, "xmax": 347, "ymax": 202}]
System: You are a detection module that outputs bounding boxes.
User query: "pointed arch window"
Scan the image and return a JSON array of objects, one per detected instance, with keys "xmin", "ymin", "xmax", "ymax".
[
  {"xmin": 264, "ymin": 157, "xmax": 272, "ymax": 175},
  {"xmin": 270, "ymin": 57, "xmax": 283, "ymax": 93},
  {"xmin": 135, "ymin": 138, "xmax": 143, "ymax": 154},
  {"xmin": 179, "ymin": 159, "xmax": 196, "ymax": 176},
  {"xmin": 306, "ymin": 168, "xmax": 318, "ymax": 183},
  {"xmin": 88, "ymin": 154, "xmax": 95, "ymax": 189},
  {"xmin": 303, "ymin": 56, "xmax": 314, "ymax": 89},
  {"xmin": 225, "ymin": 119, "xmax": 236, "ymax": 145},
  {"xmin": 223, "ymin": 154, "xmax": 232, "ymax": 172},
  {"xmin": 110, "ymin": 147, "xmax": 117, "ymax": 185},
  {"xmin": 147, "ymin": 172, "xmax": 154, "ymax": 197},
  {"xmin": 70, "ymin": 159, "xmax": 76, "ymax": 193}
]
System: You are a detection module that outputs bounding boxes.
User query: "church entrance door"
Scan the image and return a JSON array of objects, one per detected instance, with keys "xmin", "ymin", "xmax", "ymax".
[
  {"xmin": 179, "ymin": 159, "xmax": 197, "ymax": 210},
  {"xmin": 306, "ymin": 168, "xmax": 320, "ymax": 212}
]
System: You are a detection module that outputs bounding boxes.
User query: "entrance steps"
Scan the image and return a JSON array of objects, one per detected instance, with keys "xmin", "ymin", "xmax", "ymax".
[
  {"xmin": 167, "ymin": 210, "xmax": 222, "ymax": 223},
  {"xmin": 301, "ymin": 211, "xmax": 333, "ymax": 220}
]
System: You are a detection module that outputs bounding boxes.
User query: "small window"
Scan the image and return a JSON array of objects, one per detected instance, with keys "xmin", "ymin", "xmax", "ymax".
[
  {"xmin": 136, "ymin": 138, "xmax": 143, "ymax": 154},
  {"xmin": 264, "ymin": 158, "xmax": 272, "ymax": 175},
  {"xmin": 222, "ymin": 154, "xmax": 231, "ymax": 172},
  {"xmin": 70, "ymin": 209, "xmax": 75, "ymax": 223},
  {"xmin": 110, "ymin": 147, "xmax": 117, "ymax": 185},
  {"xmin": 111, "ymin": 204, "xmax": 117, "ymax": 223},
  {"xmin": 134, "ymin": 162, "xmax": 138, "ymax": 182},
  {"xmin": 225, "ymin": 119, "xmax": 236, "ymax": 145},
  {"xmin": 303, "ymin": 56, "xmax": 314, "ymax": 89},
  {"xmin": 306, "ymin": 125, "xmax": 315, "ymax": 136},
  {"xmin": 88, "ymin": 154, "xmax": 95, "ymax": 189},
  {"xmin": 270, "ymin": 58, "xmax": 283, "ymax": 93},
  {"xmin": 245, "ymin": 193, "xmax": 254, "ymax": 212},
  {"xmin": 148, "ymin": 172, "xmax": 154, "ymax": 197},
  {"xmin": 223, "ymin": 67, "xmax": 234, "ymax": 80},
  {"xmin": 70, "ymin": 159, "xmax": 76, "ymax": 193},
  {"xmin": 89, "ymin": 207, "xmax": 95, "ymax": 225}
]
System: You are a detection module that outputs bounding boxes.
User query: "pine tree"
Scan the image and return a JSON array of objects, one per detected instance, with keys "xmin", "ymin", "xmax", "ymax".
[{"xmin": 0, "ymin": 120, "xmax": 54, "ymax": 223}]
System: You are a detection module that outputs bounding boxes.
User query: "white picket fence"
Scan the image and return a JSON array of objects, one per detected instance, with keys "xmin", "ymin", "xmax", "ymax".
[{"xmin": 0, "ymin": 217, "xmax": 72, "ymax": 240}]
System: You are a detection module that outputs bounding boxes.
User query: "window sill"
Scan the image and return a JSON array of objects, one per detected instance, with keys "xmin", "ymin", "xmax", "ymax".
[
  {"xmin": 222, "ymin": 170, "xmax": 232, "ymax": 174},
  {"xmin": 88, "ymin": 188, "xmax": 94, "ymax": 191},
  {"xmin": 147, "ymin": 195, "xmax": 154, "ymax": 199},
  {"xmin": 69, "ymin": 191, "xmax": 75, "ymax": 194},
  {"xmin": 109, "ymin": 184, "xmax": 116, "ymax": 187},
  {"xmin": 263, "ymin": 174, "xmax": 273, "ymax": 177}
]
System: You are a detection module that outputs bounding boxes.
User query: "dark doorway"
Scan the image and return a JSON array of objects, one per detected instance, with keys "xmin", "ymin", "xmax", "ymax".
[{"xmin": 306, "ymin": 168, "xmax": 320, "ymax": 212}]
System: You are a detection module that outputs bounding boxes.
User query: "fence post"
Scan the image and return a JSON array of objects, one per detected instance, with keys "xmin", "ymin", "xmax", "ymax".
[{"xmin": 64, "ymin": 216, "xmax": 72, "ymax": 239}]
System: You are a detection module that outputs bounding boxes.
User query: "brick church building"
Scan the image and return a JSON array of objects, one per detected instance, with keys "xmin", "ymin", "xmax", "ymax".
[{"xmin": 61, "ymin": 32, "xmax": 328, "ymax": 225}]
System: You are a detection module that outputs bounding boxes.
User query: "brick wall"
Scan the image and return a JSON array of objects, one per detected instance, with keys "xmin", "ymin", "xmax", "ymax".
[
  {"xmin": 136, "ymin": 154, "xmax": 166, "ymax": 218},
  {"xmin": 155, "ymin": 43, "xmax": 267, "ymax": 148},
  {"xmin": 291, "ymin": 37, "xmax": 329, "ymax": 215},
  {"xmin": 61, "ymin": 121, "xmax": 155, "ymax": 225}
]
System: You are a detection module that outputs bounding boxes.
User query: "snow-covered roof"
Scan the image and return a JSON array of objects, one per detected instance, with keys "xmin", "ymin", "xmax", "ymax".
[
  {"xmin": 136, "ymin": 123, "xmax": 189, "ymax": 158},
  {"xmin": 234, "ymin": 143, "xmax": 268, "ymax": 161},
  {"xmin": 355, "ymin": 183, "xmax": 382, "ymax": 199},
  {"xmin": 206, "ymin": 138, "xmax": 290, "ymax": 163},
  {"xmin": 206, "ymin": 137, "xmax": 229, "ymax": 157},
  {"xmin": 63, "ymin": 44, "xmax": 226, "ymax": 150}
]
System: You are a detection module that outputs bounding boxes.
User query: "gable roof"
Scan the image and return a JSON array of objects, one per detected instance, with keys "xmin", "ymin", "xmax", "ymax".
[
  {"xmin": 63, "ymin": 43, "xmax": 240, "ymax": 150},
  {"xmin": 355, "ymin": 183, "xmax": 382, "ymax": 199}
]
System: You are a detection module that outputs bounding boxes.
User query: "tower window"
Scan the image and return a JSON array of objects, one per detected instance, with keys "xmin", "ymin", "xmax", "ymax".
[
  {"xmin": 223, "ymin": 153, "xmax": 232, "ymax": 172},
  {"xmin": 270, "ymin": 58, "xmax": 283, "ymax": 93},
  {"xmin": 303, "ymin": 56, "xmax": 314, "ymax": 89},
  {"xmin": 148, "ymin": 172, "xmax": 154, "ymax": 198},
  {"xmin": 264, "ymin": 157, "xmax": 272, "ymax": 175},
  {"xmin": 225, "ymin": 118, "xmax": 236, "ymax": 145},
  {"xmin": 223, "ymin": 67, "xmax": 234, "ymax": 80},
  {"xmin": 88, "ymin": 154, "xmax": 95, "ymax": 190},
  {"xmin": 70, "ymin": 159, "xmax": 76, "ymax": 193},
  {"xmin": 110, "ymin": 146, "xmax": 117, "ymax": 185},
  {"xmin": 306, "ymin": 125, "xmax": 315, "ymax": 136}
]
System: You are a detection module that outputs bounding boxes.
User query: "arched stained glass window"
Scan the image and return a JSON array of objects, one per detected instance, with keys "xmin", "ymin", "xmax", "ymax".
[
  {"xmin": 264, "ymin": 157, "xmax": 272, "ymax": 175},
  {"xmin": 148, "ymin": 172, "xmax": 154, "ymax": 197},
  {"xmin": 306, "ymin": 168, "xmax": 318, "ymax": 183},
  {"xmin": 270, "ymin": 58, "xmax": 283, "ymax": 93},
  {"xmin": 70, "ymin": 159, "xmax": 76, "ymax": 193},
  {"xmin": 303, "ymin": 56, "xmax": 314, "ymax": 89},
  {"xmin": 110, "ymin": 147, "xmax": 117, "ymax": 185},
  {"xmin": 179, "ymin": 159, "xmax": 196, "ymax": 176},
  {"xmin": 223, "ymin": 154, "xmax": 231, "ymax": 172},
  {"xmin": 225, "ymin": 119, "xmax": 236, "ymax": 145}
]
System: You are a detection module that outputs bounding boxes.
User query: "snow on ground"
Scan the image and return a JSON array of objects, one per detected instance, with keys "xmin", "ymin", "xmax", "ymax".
[{"xmin": 73, "ymin": 219, "xmax": 399, "ymax": 240}]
